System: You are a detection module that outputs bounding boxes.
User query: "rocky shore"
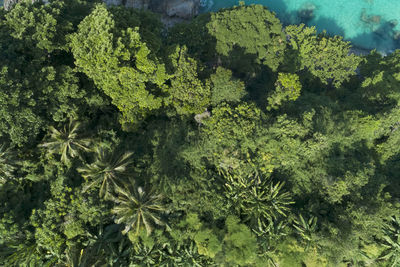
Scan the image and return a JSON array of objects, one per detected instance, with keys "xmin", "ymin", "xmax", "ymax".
[
  {"xmin": 104, "ymin": 0, "xmax": 200, "ymax": 23},
  {"xmin": 4, "ymin": 0, "xmax": 201, "ymax": 25}
]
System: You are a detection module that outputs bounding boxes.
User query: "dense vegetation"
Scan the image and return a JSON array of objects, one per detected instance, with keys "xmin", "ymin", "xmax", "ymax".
[{"xmin": 0, "ymin": 1, "xmax": 400, "ymax": 266}]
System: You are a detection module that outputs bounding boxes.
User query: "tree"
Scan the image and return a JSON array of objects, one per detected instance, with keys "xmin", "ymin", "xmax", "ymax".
[
  {"xmin": 70, "ymin": 4, "xmax": 169, "ymax": 127},
  {"xmin": 222, "ymin": 215, "xmax": 258, "ymax": 266},
  {"xmin": 293, "ymin": 214, "xmax": 318, "ymax": 250},
  {"xmin": 285, "ymin": 24, "xmax": 362, "ymax": 87},
  {"xmin": 112, "ymin": 178, "xmax": 164, "ymax": 236},
  {"xmin": 167, "ymin": 46, "xmax": 211, "ymax": 115},
  {"xmin": 207, "ymin": 5, "xmax": 286, "ymax": 72},
  {"xmin": 379, "ymin": 216, "xmax": 400, "ymax": 266},
  {"xmin": 185, "ymin": 102, "xmax": 265, "ymax": 175},
  {"xmin": 0, "ymin": 145, "xmax": 17, "ymax": 184},
  {"xmin": 39, "ymin": 119, "xmax": 91, "ymax": 164},
  {"xmin": 267, "ymin": 72, "xmax": 302, "ymax": 110},
  {"xmin": 77, "ymin": 147, "xmax": 133, "ymax": 199},
  {"xmin": 0, "ymin": 1, "xmax": 105, "ymax": 146},
  {"xmin": 209, "ymin": 67, "xmax": 246, "ymax": 105},
  {"xmin": 223, "ymin": 170, "xmax": 293, "ymax": 227}
]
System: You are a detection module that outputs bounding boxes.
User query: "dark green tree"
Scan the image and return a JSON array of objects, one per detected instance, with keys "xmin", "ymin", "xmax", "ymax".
[
  {"xmin": 77, "ymin": 147, "xmax": 133, "ymax": 199},
  {"xmin": 207, "ymin": 5, "xmax": 286, "ymax": 72},
  {"xmin": 112, "ymin": 178, "xmax": 164, "ymax": 236},
  {"xmin": 379, "ymin": 216, "xmax": 400, "ymax": 266},
  {"xmin": 209, "ymin": 67, "xmax": 246, "ymax": 105},
  {"xmin": 0, "ymin": 145, "xmax": 17, "ymax": 184},
  {"xmin": 39, "ymin": 119, "xmax": 91, "ymax": 164}
]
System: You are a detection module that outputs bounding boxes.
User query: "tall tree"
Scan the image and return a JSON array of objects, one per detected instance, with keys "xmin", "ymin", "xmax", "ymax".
[
  {"xmin": 77, "ymin": 147, "xmax": 133, "ymax": 199},
  {"xmin": 70, "ymin": 4, "xmax": 169, "ymax": 127},
  {"xmin": 0, "ymin": 145, "xmax": 17, "ymax": 184},
  {"xmin": 39, "ymin": 119, "xmax": 91, "ymax": 164},
  {"xmin": 285, "ymin": 24, "xmax": 362, "ymax": 88},
  {"xmin": 167, "ymin": 45, "xmax": 211, "ymax": 115},
  {"xmin": 112, "ymin": 178, "xmax": 164, "ymax": 236},
  {"xmin": 209, "ymin": 67, "xmax": 246, "ymax": 105},
  {"xmin": 379, "ymin": 216, "xmax": 400, "ymax": 266},
  {"xmin": 207, "ymin": 5, "xmax": 286, "ymax": 72}
]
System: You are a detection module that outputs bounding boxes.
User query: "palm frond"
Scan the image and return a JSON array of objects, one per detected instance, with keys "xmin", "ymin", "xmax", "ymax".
[
  {"xmin": 111, "ymin": 178, "xmax": 164, "ymax": 236},
  {"xmin": 77, "ymin": 147, "xmax": 133, "ymax": 198},
  {"xmin": 40, "ymin": 119, "xmax": 91, "ymax": 164}
]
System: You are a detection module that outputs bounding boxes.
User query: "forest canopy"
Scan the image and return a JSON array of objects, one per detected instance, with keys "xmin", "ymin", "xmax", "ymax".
[{"xmin": 0, "ymin": 1, "xmax": 400, "ymax": 266}]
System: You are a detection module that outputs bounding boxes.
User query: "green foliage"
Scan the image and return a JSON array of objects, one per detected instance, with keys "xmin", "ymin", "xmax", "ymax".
[
  {"xmin": 222, "ymin": 170, "xmax": 293, "ymax": 227},
  {"xmin": 112, "ymin": 178, "xmax": 164, "ymax": 236},
  {"xmin": 167, "ymin": 46, "xmax": 211, "ymax": 115},
  {"xmin": 207, "ymin": 5, "xmax": 286, "ymax": 71},
  {"xmin": 286, "ymin": 24, "xmax": 362, "ymax": 87},
  {"xmin": 0, "ymin": 1, "xmax": 399, "ymax": 266},
  {"xmin": 359, "ymin": 50, "xmax": 400, "ymax": 107},
  {"xmin": 293, "ymin": 214, "xmax": 318, "ymax": 250},
  {"xmin": 379, "ymin": 216, "xmax": 400, "ymax": 266},
  {"xmin": 77, "ymin": 147, "xmax": 133, "ymax": 199},
  {"xmin": 30, "ymin": 175, "xmax": 75, "ymax": 259},
  {"xmin": 70, "ymin": 4, "xmax": 168, "ymax": 126},
  {"xmin": 209, "ymin": 67, "xmax": 246, "ymax": 105},
  {"xmin": 40, "ymin": 119, "xmax": 91, "ymax": 164},
  {"xmin": 0, "ymin": 145, "xmax": 17, "ymax": 184},
  {"xmin": 222, "ymin": 215, "xmax": 257, "ymax": 266},
  {"xmin": 267, "ymin": 72, "xmax": 302, "ymax": 110},
  {"xmin": 186, "ymin": 102, "xmax": 265, "ymax": 175},
  {"xmin": 0, "ymin": 1, "xmax": 106, "ymax": 146},
  {"xmin": 194, "ymin": 229, "xmax": 222, "ymax": 259}
]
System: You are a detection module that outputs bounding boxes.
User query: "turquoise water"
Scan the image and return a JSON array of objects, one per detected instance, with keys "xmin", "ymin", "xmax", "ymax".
[{"xmin": 200, "ymin": 0, "xmax": 400, "ymax": 53}]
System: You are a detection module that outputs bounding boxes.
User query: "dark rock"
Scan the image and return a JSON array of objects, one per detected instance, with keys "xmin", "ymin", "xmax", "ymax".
[
  {"xmin": 360, "ymin": 9, "xmax": 381, "ymax": 25},
  {"xmin": 4, "ymin": 0, "xmax": 20, "ymax": 11},
  {"xmin": 125, "ymin": 0, "xmax": 150, "ymax": 9},
  {"xmin": 389, "ymin": 19, "xmax": 398, "ymax": 28},
  {"xmin": 297, "ymin": 2, "xmax": 316, "ymax": 22},
  {"xmin": 164, "ymin": 0, "xmax": 199, "ymax": 19},
  {"xmin": 103, "ymin": 0, "xmax": 200, "ymax": 20},
  {"xmin": 370, "ymin": 15, "xmax": 381, "ymax": 24},
  {"xmin": 373, "ymin": 27, "xmax": 386, "ymax": 38},
  {"xmin": 393, "ymin": 30, "xmax": 400, "ymax": 40}
]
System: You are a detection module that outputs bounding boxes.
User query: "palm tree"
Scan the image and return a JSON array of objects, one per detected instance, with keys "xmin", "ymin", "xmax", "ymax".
[
  {"xmin": 379, "ymin": 216, "xmax": 400, "ymax": 267},
  {"xmin": 293, "ymin": 214, "xmax": 318, "ymax": 250},
  {"xmin": 0, "ymin": 144, "xmax": 17, "ymax": 184},
  {"xmin": 77, "ymin": 147, "xmax": 133, "ymax": 199},
  {"xmin": 222, "ymin": 170, "xmax": 293, "ymax": 226},
  {"xmin": 112, "ymin": 178, "xmax": 164, "ymax": 236},
  {"xmin": 40, "ymin": 119, "xmax": 91, "ymax": 164}
]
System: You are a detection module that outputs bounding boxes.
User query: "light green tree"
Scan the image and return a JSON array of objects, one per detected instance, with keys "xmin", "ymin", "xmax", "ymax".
[
  {"xmin": 70, "ymin": 4, "xmax": 169, "ymax": 126},
  {"xmin": 0, "ymin": 145, "xmax": 17, "ymax": 184},
  {"xmin": 222, "ymin": 215, "xmax": 258, "ymax": 266},
  {"xmin": 285, "ymin": 24, "xmax": 362, "ymax": 87},
  {"xmin": 267, "ymin": 72, "xmax": 302, "ymax": 110},
  {"xmin": 167, "ymin": 46, "xmax": 211, "ymax": 115}
]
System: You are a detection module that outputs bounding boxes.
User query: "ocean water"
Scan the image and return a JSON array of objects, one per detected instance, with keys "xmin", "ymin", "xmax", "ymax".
[{"xmin": 200, "ymin": 0, "xmax": 400, "ymax": 53}]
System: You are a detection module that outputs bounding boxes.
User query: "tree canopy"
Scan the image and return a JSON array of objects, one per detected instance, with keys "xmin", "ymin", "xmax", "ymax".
[{"xmin": 0, "ymin": 2, "xmax": 399, "ymax": 266}]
